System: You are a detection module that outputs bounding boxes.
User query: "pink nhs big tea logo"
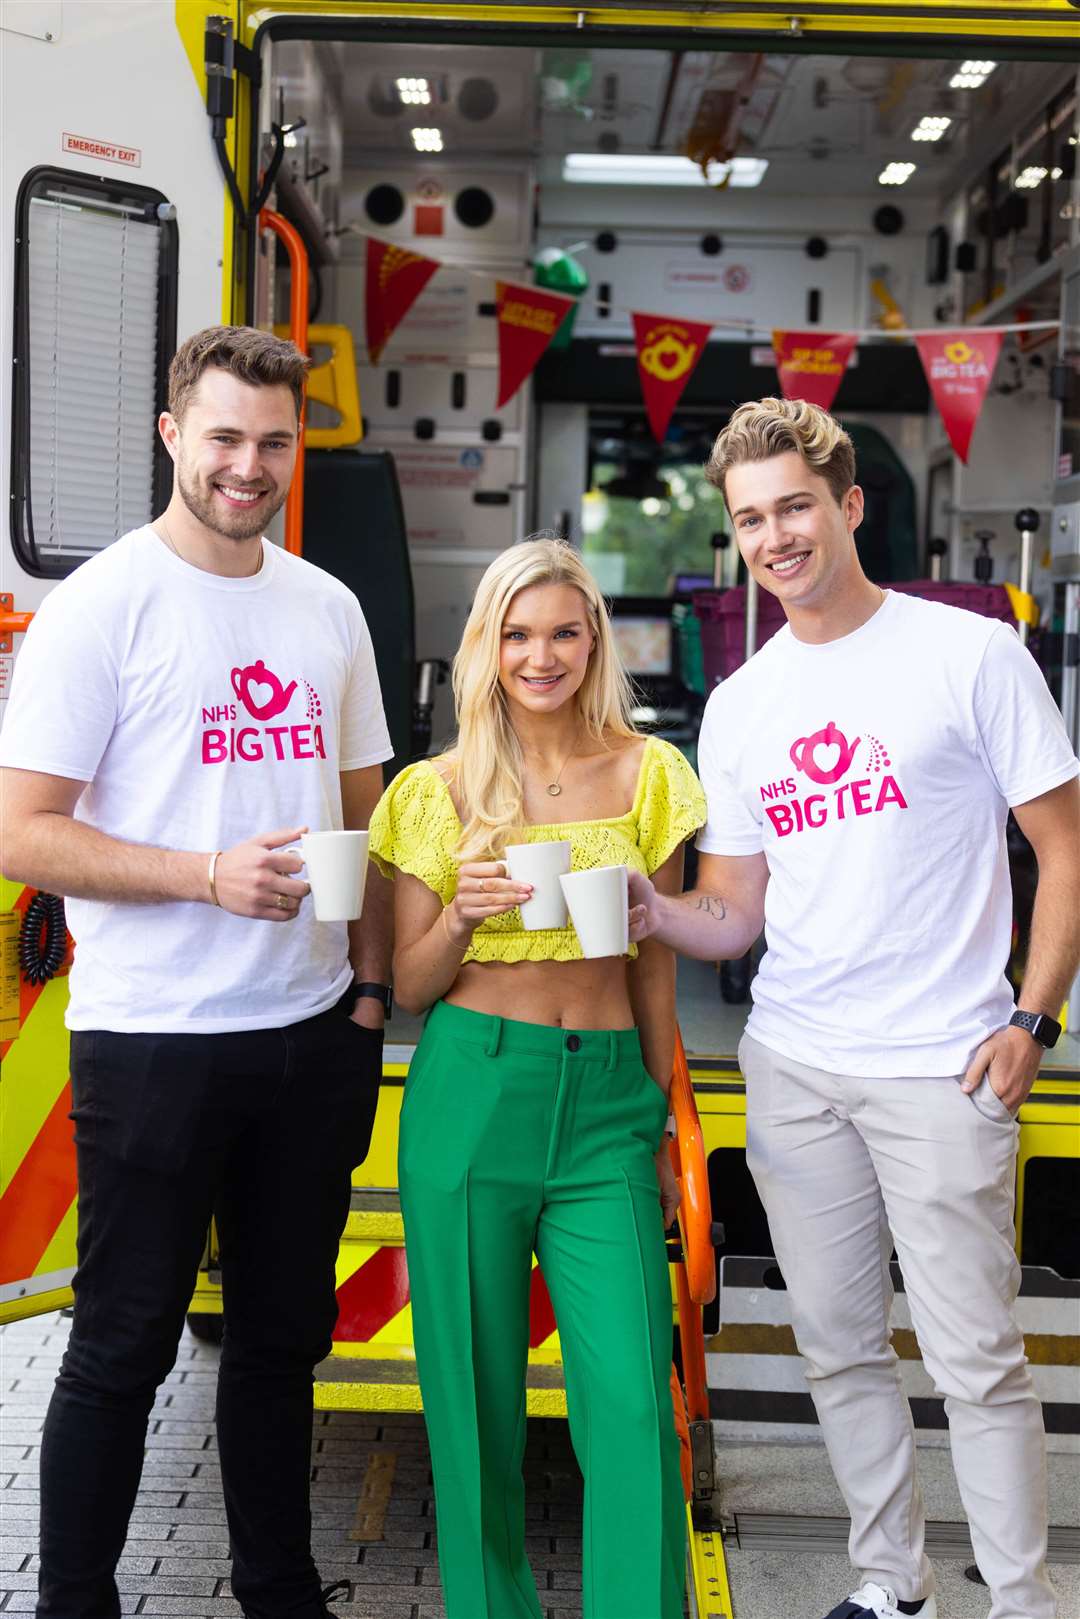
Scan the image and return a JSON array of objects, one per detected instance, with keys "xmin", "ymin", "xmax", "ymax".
[
  {"xmin": 201, "ymin": 659, "xmax": 327, "ymax": 765},
  {"xmin": 760, "ymin": 722, "xmax": 908, "ymax": 836}
]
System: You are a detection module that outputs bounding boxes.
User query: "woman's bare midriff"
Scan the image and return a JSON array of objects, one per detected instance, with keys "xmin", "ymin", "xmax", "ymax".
[{"xmin": 445, "ymin": 956, "xmax": 634, "ymax": 1030}]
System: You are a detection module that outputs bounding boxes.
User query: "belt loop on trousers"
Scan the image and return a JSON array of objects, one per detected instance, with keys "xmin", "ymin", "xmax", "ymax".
[
  {"xmin": 607, "ymin": 1031, "xmax": 618, "ymax": 1070},
  {"xmin": 485, "ymin": 1016, "xmax": 503, "ymax": 1058}
]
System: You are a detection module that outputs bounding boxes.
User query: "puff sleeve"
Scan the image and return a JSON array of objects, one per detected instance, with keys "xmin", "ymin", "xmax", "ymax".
[
  {"xmin": 368, "ymin": 762, "xmax": 460, "ymax": 902},
  {"xmin": 636, "ymin": 738, "xmax": 708, "ymax": 874}
]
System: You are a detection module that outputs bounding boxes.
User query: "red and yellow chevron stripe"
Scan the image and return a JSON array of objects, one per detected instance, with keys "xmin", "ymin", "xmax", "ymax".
[
  {"xmin": 0, "ymin": 881, "xmax": 79, "ymax": 1324},
  {"xmin": 332, "ymin": 1243, "xmax": 558, "ymax": 1349},
  {"xmin": 314, "ymin": 1200, "xmax": 567, "ymax": 1414}
]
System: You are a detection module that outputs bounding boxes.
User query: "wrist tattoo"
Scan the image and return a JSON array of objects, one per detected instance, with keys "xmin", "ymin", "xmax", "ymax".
[{"xmin": 693, "ymin": 893, "xmax": 727, "ymax": 921}]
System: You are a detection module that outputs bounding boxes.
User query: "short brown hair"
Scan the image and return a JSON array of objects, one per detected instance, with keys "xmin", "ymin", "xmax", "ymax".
[
  {"xmin": 167, "ymin": 326, "xmax": 311, "ymax": 422},
  {"xmin": 705, "ymin": 396, "xmax": 856, "ymax": 508}
]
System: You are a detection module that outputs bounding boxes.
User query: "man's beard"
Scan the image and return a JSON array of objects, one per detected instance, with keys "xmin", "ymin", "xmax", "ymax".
[{"xmin": 176, "ymin": 458, "xmax": 287, "ymax": 541}]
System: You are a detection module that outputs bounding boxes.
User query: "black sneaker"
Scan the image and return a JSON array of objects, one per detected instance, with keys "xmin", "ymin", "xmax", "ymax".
[
  {"xmin": 320, "ymin": 1582, "xmax": 350, "ymax": 1614},
  {"xmin": 823, "ymin": 1584, "xmax": 937, "ymax": 1619}
]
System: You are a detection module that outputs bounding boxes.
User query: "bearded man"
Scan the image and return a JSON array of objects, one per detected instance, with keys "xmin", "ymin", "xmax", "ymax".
[{"xmin": 1, "ymin": 326, "xmax": 395, "ymax": 1619}]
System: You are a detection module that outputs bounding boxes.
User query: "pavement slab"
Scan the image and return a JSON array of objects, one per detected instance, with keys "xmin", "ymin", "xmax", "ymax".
[{"xmin": 4, "ymin": 1312, "xmax": 1077, "ymax": 1619}]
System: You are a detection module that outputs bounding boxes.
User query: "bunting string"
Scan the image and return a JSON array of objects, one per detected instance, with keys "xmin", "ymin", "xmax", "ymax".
[
  {"xmin": 348, "ymin": 231, "xmax": 1065, "ymax": 344},
  {"xmin": 345, "ymin": 228, "xmax": 1066, "ymax": 461}
]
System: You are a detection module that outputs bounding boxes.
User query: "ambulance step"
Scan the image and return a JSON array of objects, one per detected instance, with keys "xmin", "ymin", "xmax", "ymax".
[
  {"xmin": 345, "ymin": 1189, "xmax": 404, "ymax": 1242},
  {"xmin": 730, "ymin": 1512, "xmax": 1080, "ymax": 1562},
  {"xmin": 313, "ymin": 1355, "xmax": 569, "ymax": 1414}
]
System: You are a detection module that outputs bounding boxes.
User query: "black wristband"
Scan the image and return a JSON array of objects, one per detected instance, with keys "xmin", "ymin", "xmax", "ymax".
[
  {"xmin": 352, "ymin": 981, "xmax": 393, "ymax": 1020},
  {"xmin": 1009, "ymin": 1008, "xmax": 1060, "ymax": 1049}
]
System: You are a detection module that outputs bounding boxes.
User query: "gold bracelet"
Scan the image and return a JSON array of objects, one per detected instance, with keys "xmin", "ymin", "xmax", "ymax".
[
  {"xmin": 208, "ymin": 849, "xmax": 223, "ymax": 908},
  {"xmin": 441, "ymin": 905, "xmax": 454, "ymax": 945}
]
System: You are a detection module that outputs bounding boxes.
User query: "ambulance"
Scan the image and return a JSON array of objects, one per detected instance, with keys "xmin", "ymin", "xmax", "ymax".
[{"xmin": 2, "ymin": 4, "xmax": 1079, "ymax": 1613}]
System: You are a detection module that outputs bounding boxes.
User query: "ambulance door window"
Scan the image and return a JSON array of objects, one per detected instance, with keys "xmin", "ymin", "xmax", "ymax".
[
  {"xmin": 581, "ymin": 416, "xmax": 726, "ymax": 596},
  {"xmin": 11, "ymin": 167, "xmax": 178, "ymax": 578}
]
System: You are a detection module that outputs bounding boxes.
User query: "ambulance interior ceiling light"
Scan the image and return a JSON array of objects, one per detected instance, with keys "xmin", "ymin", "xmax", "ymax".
[
  {"xmin": 879, "ymin": 162, "xmax": 916, "ymax": 186},
  {"xmin": 562, "ymin": 154, "xmax": 768, "ymax": 187},
  {"xmin": 911, "ymin": 117, "xmax": 951, "ymax": 143},
  {"xmin": 397, "ymin": 77, "xmax": 431, "ymax": 106},
  {"xmin": 949, "ymin": 60, "xmax": 996, "ymax": 89},
  {"xmin": 412, "ymin": 128, "xmax": 444, "ymax": 152}
]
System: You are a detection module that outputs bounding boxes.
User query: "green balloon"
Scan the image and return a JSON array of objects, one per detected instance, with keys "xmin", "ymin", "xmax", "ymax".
[{"xmin": 533, "ymin": 247, "xmax": 589, "ymax": 350}]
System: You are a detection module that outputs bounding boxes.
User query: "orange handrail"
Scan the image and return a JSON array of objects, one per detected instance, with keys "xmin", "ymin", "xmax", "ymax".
[
  {"xmin": 668, "ymin": 1026, "xmax": 716, "ymax": 1434},
  {"xmin": 668, "ymin": 1025, "xmax": 716, "ymax": 1307},
  {"xmin": 674, "ymin": 1252, "xmax": 710, "ymax": 1428},
  {"xmin": 259, "ymin": 209, "xmax": 309, "ymax": 557}
]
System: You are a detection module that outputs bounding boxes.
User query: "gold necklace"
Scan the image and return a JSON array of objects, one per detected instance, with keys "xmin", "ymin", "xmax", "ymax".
[{"xmin": 538, "ymin": 741, "xmax": 576, "ymax": 798}]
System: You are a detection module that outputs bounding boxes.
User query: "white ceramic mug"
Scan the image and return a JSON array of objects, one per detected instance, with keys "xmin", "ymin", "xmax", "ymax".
[
  {"xmin": 295, "ymin": 830, "xmax": 370, "ymax": 921},
  {"xmin": 558, "ymin": 864, "xmax": 629, "ymax": 958},
  {"xmin": 504, "ymin": 840, "xmax": 572, "ymax": 930}
]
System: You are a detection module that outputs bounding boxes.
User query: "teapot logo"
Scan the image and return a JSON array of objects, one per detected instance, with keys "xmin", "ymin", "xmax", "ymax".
[
  {"xmin": 640, "ymin": 329, "xmax": 699, "ymax": 383},
  {"xmin": 789, "ymin": 721, "xmax": 860, "ymax": 786},
  {"xmin": 230, "ymin": 659, "xmax": 298, "ymax": 722}
]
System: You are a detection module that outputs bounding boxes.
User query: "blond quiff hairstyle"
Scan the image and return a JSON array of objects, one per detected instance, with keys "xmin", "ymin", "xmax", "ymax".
[
  {"xmin": 447, "ymin": 539, "xmax": 638, "ymax": 862},
  {"xmin": 705, "ymin": 397, "xmax": 855, "ymax": 508}
]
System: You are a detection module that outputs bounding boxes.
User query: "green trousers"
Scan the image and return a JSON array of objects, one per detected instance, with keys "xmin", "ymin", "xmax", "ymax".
[{"xmin": 399, "ymin": 1000, "xmax": 686, "ymax": 1619}]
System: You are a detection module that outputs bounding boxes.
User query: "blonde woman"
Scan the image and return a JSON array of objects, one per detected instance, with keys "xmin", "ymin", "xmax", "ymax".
[{"xmin": 369, "ymin": 539, "xmax": 705, "ymax": 1619}]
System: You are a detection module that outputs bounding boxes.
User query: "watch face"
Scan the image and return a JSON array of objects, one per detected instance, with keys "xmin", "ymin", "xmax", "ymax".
[
  {"xmin": 1010, "ymin": 1009, "xmax": 1061, "ymax": 1048},
  {"xmin": 1033, "ymin": 1015, "xmax": 1061, "ymax": 1049}
]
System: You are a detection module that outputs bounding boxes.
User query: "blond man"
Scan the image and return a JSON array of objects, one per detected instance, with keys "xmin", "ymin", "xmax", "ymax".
[{"xmin": 629, "ymin": 398, "xmax": 1080, "ymax": 1619}]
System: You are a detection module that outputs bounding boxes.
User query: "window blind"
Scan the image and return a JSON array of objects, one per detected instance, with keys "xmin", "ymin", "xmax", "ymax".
[{"xmin": 27, "ymin": 197, "xmax": 161, "ymax": 561}]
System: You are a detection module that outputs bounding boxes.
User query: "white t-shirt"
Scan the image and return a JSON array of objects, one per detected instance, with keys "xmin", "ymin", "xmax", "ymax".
[
  {"xmin": 0, "ymin": 527, "xmax": 393, "ymax": 1033},
  {"xmin": 696, "ymin": 591, "xmax": 1079, "ymax": 1077}
]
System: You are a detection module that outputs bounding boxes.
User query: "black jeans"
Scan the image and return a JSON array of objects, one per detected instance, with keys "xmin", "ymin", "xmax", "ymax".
[{"xmin": 37, "ymin": 994, "xmax": 381, "ymax": 1619}]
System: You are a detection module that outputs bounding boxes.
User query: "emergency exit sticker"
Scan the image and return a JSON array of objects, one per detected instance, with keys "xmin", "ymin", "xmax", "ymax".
[{"xmin": 62, "ymin": 132, "xmax": 141, "ymax": 168}]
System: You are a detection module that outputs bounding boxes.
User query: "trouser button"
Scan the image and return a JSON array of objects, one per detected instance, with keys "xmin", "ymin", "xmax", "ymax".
[{"xmin": 565, "ymin": 1034, "xmax": 581, "ymax": 1053}]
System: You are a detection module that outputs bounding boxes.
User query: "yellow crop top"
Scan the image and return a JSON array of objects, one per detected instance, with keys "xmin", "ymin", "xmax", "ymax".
[{"xmin": 369, "ymin": 734, "xmax": 707, "ymax": 964}]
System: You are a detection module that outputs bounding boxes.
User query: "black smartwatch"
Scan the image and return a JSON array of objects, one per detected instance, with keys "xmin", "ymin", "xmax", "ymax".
[
  {"xmin": 1009, "ymin": 1009, "xmax": 1061, "ymax": 1049},
  {"xmin": 352, "ymin": 981, "xmax": 393, "ymax": 1020}
]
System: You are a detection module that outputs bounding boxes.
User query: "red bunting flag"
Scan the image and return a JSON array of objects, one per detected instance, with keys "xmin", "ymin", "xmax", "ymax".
[
  {"xmin": 365, "ymin": 238, "xmax": 440, "ymax": 364},
  {"xmin": 495, "ymin": 281, "xmax": 575, "ymax": 408},
  {"xmin": 914, "ymin": 330, "xmax": 1003, "ymax": 463},
  {"xmin": 772, "ymin": 330, "xmax": 858, "ymax": 412},
  {"xmin": 632, "ymin": 312, "xmax": 712, "ymax": 443}
]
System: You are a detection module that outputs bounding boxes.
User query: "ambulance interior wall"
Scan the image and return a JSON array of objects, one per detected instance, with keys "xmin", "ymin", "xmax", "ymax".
[
  {"xmin": 288, "ymin": 46, "xmax": 1075, "ymax": 737},
  {"xmin": 534, "ymin": 184, "xmax": 939, "ymax": 339},
  {"xmin": 945, "ymin": 373, "xmax": 1060, "ymax": 592},
  {"xmin": 314, "ymin": 158, "xmax": 941, "ymax": 749}
]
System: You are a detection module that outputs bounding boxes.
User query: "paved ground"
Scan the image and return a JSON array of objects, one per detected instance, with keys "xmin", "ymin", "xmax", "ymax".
[
  {"xmin": 5, "ymin": 1313, "xmax": 1077, "ymax": 1618},
  {"xmin": 1, "ymin": 1312, "xmax": 587, "ymax": 1617}
]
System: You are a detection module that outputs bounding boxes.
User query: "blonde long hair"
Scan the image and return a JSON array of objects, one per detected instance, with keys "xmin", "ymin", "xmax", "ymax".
[{"xmin": 447, "ymin": 539, "xmax": 638, "ymax": 861}]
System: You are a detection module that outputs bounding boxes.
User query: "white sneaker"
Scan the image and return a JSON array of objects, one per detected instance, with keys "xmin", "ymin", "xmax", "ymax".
[{"xmin": 822, "ymin": 1584, "xmax": 938, "ymax": 1619}]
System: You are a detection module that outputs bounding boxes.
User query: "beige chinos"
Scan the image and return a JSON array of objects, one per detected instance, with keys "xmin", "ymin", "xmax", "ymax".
[{"xmin": 740, "ymin": 1032, "xmax": 1055, "ymax": 1619}]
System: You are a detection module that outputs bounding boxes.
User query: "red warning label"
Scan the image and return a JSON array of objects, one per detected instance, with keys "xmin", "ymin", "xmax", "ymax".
[{"xmin": 62, "ymin": 132, "xmax": 141, "ymax": 168}]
